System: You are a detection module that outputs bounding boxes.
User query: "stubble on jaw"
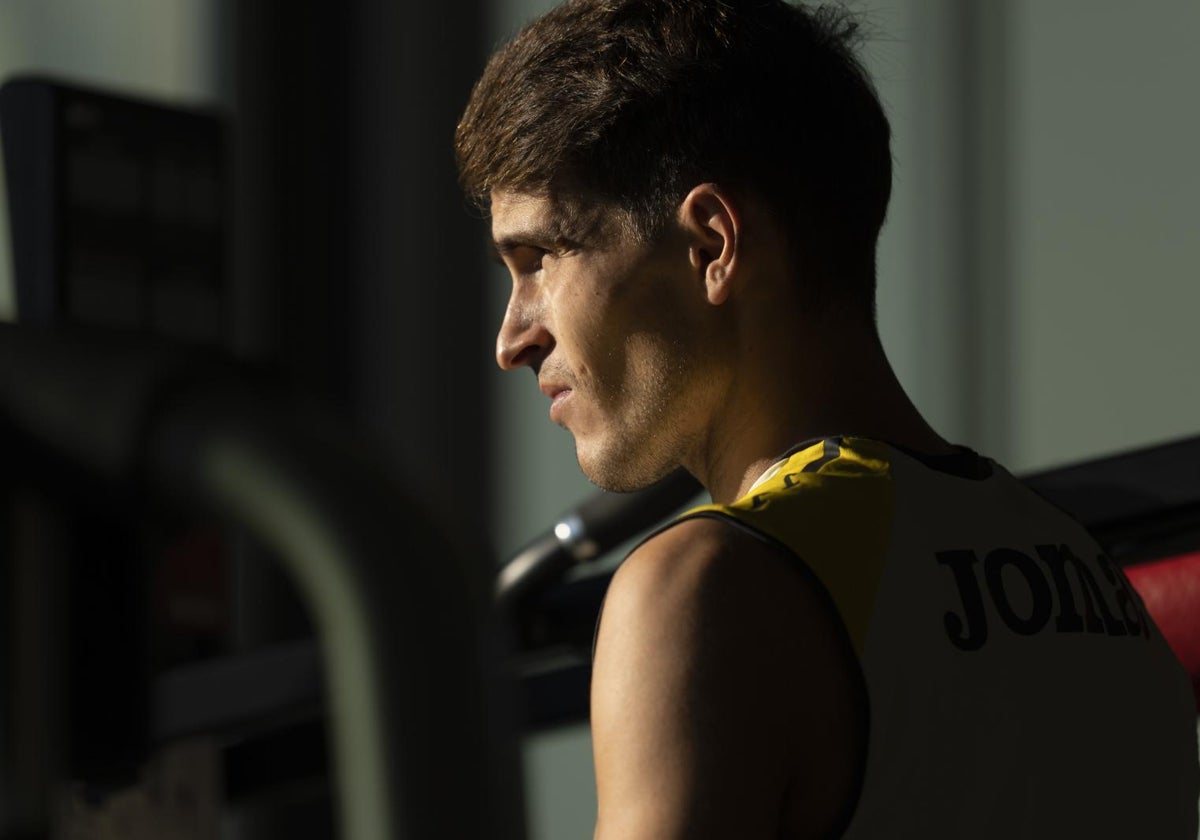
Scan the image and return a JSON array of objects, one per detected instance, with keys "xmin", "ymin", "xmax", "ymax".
[
  {"xmin": 555, "ymin": 207, "xmax": 721, "ymax": 493},
  {"xmin": 574, "ymin": 327, "xmax": 705, "ymax": 493}
]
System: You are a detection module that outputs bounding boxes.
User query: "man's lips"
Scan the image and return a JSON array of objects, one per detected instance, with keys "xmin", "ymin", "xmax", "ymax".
[
  {"xmin": 539, "ymin": 381, "xmax": 568, "ymax": 400},
  {"xmin": 540, "ymin": 383, "xmax": 573, "ymax": 422}
]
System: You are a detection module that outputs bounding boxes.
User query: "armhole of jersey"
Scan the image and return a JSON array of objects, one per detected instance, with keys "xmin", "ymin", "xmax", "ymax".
[{"xmin": 591, "ymin": 508, "xmax": 866, "ymax": 680}]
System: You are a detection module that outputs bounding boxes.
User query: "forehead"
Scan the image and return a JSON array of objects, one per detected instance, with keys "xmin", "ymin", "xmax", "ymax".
[{"xmin": 490, "ymin": 190, "xmax": 557, "ymax": 240}]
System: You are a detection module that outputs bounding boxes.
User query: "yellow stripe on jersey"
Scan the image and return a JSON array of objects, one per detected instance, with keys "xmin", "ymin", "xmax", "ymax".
[{"xmin": 685, "ymin": 437, "xmax": 894, "ymax": 655}]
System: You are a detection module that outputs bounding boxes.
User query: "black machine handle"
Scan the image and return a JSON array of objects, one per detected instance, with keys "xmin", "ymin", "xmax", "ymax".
[{"xmin": 495, "ymin": 469, "xmax": 703, "ymax": 611}]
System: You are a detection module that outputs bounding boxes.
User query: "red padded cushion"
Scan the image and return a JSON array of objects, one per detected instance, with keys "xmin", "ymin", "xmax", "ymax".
[{"xmin": 1125, "ymin": 550, "xmax": 1200, "ymax": 706}]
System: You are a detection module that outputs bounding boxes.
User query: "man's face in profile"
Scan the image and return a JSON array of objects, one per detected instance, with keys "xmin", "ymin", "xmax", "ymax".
[{"xmin": 490, "ymin": 190, "xmax": 720, "ymax": 492}]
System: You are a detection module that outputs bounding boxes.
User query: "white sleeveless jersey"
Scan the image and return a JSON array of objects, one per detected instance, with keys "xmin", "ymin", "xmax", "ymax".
[{"xmin": 684, "ymin": 436, "xmax": 1199, "ymax": 837}]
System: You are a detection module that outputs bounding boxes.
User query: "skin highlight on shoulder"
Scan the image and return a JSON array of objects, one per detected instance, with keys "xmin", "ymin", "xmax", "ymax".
[{"xmin": 591, "ymin": 517, "xmax": 867, "ymax": 840}]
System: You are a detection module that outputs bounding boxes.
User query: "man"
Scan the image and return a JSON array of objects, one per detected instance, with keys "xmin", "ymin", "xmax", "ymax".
[{"xmin": 456, "ymin": 0, "xmax": 1199, "ymax": 836}]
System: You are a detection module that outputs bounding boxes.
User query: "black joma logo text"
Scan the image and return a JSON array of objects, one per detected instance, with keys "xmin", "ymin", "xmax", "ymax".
[{"xmin": 937, "ymin": 544, "xmax": 1150, "ymax": 651}]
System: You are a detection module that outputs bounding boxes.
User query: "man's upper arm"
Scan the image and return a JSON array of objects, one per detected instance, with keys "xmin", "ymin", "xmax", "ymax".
[{"xmin": 590, "ymin": 516, "xmax": 865, "ymax": 840}]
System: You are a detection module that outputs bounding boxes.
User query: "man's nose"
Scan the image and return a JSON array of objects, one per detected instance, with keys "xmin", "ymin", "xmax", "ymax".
[{"xmin": 496, "ymin": 292, "xmax": 552, "ymax": 371}]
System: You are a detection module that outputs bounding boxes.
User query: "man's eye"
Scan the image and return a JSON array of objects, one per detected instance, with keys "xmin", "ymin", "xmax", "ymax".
[
  {"xmin": 516, "ymin": 245, "xmax": 549, "ymax": 271},
  {"xmin": 495, "ymin": 242, "xmax": 562, "ymax": 274}
]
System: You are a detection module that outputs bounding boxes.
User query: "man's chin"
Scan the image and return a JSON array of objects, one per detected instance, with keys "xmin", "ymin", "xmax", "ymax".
[
  {"xmin": 575, "ymin": 440, "xmax": 676, "ymax": 494},
  {"xmin": 583, "ymin": 471, "xmax": 656, "ymax": 494}
]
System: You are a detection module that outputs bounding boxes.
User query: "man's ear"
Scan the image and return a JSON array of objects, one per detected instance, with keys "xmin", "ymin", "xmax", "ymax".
[{"xmin": 680, "ymin": 183, "xmax": 740, "ymax": 306}]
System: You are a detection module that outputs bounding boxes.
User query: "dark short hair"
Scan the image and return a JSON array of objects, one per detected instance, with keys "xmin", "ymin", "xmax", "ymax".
[{"xmin": 455, "ymin": 0, "xmax": 892, "ymax": 317}]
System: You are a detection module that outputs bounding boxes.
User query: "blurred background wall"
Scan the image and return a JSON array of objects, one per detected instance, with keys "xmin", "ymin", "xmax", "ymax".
[{"xmin": 0, "ymin": 1, "xmax": 1197, "ymax": 838}]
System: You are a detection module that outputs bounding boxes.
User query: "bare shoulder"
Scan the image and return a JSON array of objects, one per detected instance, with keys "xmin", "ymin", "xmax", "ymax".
[
  {"xmin": 606, "ymin": 514, "xmax": 808, "ymax": 599},
  {"xmin": 592, "ymin": 516, "xmax": 866, "ymax": 840},
  {"xmin": 597, "ymin": 516, "xmax": 824, "ymax": 652},
  {"xmin": 598, "ymin": 516, "xmax": 856, "ymax": 671}
]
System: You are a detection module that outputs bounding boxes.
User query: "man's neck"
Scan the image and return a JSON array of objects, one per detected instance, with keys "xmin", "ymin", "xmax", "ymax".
[{"xmin": 686, "ymin": 317, "xmax": 951, "ymax": 504}]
